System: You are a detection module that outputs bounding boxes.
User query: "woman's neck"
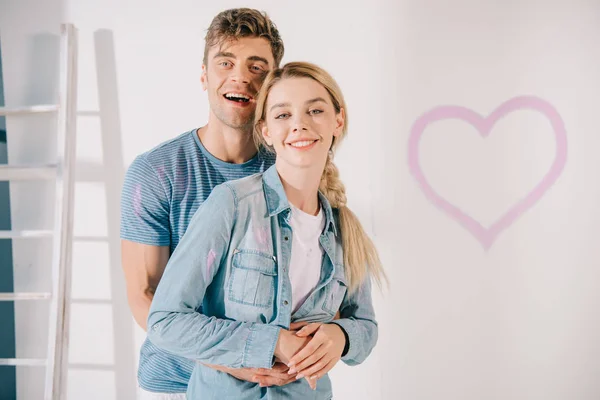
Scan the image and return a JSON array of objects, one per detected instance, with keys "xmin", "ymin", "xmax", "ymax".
[{"xmin": 275, "ymin": 161, "xmax": 322, "ymax": 216}]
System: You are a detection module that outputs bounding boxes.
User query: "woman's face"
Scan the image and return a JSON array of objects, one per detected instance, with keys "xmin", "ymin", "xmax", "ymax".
[{"xmin": 261, "ymin": 77, "xmax": 344, "ymax": 173}]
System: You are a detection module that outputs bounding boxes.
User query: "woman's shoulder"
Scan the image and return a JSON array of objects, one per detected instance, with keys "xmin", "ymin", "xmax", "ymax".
[
  {"xmin": 203, "ymin": 173, "xmax": 267, "ymax": 213},
  {"xmin": 219, "ymin": 172, "xmax": 265, "ymax": 199}
]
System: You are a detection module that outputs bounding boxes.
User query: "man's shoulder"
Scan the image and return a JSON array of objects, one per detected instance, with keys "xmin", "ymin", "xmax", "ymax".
[{"xmin": 134, "ymin": 130, "xmax": 198, "ymax": 169}]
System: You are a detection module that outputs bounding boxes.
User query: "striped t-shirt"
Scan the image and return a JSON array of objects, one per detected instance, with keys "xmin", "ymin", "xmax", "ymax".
[{"xmin": 120, "ymin": 129, "xmax": 275, "ymax": 393}]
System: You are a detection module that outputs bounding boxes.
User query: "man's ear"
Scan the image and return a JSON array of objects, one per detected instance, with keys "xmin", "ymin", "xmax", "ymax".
[{"xmin": 200, "ymin": 64, "xmax": 208, "ymax": 91}]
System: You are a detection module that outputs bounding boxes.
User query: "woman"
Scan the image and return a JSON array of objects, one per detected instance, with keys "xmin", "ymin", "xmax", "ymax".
[{"xmin": 147, "ymin": 61, "xmax": 386, "ymax": 399}]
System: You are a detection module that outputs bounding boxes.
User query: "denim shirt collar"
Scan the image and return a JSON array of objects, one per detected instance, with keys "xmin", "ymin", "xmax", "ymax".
[{"xmin": 262, "ymin": 164, "xmax": 338, "ymax": 236}]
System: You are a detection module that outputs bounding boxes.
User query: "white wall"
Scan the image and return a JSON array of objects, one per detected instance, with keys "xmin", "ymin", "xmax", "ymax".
[
  {"xmin": 2, "ymin": 0, "xmax": 600, "ymax": 399},
  {"xmin": 372, "ymin": 1, "xmax": 600, "ymax": 399}
]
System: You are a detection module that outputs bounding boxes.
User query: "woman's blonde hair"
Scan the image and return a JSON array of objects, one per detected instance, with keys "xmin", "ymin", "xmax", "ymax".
[{"xmin": 253, "ymin": 61, "xmax": 387, "ymax": 293}]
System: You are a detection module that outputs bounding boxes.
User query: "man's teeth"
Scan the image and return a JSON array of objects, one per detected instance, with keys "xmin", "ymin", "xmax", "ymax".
[
  {"xmin": 225, "ymin": 93, "xmax": 250, "ymax": 101},
  {"xmin": 290, "ymin": 140, "xmax": 315, "ymax": 148}
]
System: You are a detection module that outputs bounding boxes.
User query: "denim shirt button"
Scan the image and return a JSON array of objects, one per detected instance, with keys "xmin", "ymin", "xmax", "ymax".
[
  {"xmin": 283, "ymin": 300, "xmax": 289, "ymax": 306},
  {"xmin": 284, "ymin": 236, "xmax": 289, "ymax": 241}
]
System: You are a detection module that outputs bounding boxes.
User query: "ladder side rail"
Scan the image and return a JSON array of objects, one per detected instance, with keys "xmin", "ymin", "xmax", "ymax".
[{"xmin": 44, "ymin": 23, "xmax": 78, "ymax": 400}]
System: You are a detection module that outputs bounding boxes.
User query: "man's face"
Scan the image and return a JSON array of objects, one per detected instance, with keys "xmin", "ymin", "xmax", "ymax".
[{"xmin": 201, "ymin": 37, "xmax": 275, "ymax": 130}]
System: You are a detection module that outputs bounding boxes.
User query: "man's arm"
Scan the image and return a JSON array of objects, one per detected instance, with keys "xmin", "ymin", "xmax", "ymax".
[
  {"xmin": 121, "ymin": 240, "xmax": 170, "ymax": 331},
  {"xmin": 120, "ymin": 155, "xmax": 172, "ymax": 330}
]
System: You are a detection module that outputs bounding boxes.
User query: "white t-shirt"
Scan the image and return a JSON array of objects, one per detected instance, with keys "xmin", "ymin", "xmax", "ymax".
[{"xmin": 288, "ymin": 203, "xmax": 326, "ymax": 313}]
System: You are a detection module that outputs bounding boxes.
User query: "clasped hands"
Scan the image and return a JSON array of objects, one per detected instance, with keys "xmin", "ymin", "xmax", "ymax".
[{"xmin": 204, "ymin": 312, "xmax": 345, "ymax": 390}]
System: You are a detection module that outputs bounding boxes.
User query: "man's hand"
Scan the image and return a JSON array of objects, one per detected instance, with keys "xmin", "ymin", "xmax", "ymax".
[
  {"xmin": 203, "ymin": 362, "xmax": 297, "ymax": 387},
  {"xmin": 250, "ymin": 363, "xmax": 297, "ymax": 387}
]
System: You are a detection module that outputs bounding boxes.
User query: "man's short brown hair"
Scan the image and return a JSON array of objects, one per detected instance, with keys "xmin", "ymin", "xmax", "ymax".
[{"xmin": 204, "ymin": 8, "xmax": 284, "ymax": 67}]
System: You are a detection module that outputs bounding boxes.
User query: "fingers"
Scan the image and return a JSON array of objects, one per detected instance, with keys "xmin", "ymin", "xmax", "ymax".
[
  {"xmin": 287, "ymin": 335, "xmax": 325, "ymax": 368},
  {"xmin": 270, "ymin": 362, "xmax": 289, "ymax": 373},
  {"xmin": 295, "ymin": 323, "xmax": 322, "ymax": 337},
  {"xmin": 251, "ymin": 365, "xmax": 288, "ymax": 379},
  {"xmin": 302, "ymin": 358, "xmax": 336, "ymax": 391},
  {"xmin": 251, "ymin": 363, "xmax": 297, "ymax": 387},
  {"xmin": 296, "ymin": 357, "xmax": 333, "ymax": 379},
  {"xmin": 289, "ymin": 321, "xmax": 309, "ymax": 331},
  {"xmin": 254, "ymin": 373, "xmax": 297, "ymax": 387},
  {"xmin": 288, "ymin": 347, "xmax": 327, "ymax": 375},
  {"xmin": 306, "ymin": 358, "xmax": 339, "ymax": 383}
]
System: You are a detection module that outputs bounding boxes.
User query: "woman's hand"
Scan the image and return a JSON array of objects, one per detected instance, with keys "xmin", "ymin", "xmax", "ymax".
[
  {"xmin": 274, "ymin": 328, "xmax": 311, "ymax": 366},
  {"xmin": 286, "ymin": 323, "xmax": 347, "ymax": 390}
]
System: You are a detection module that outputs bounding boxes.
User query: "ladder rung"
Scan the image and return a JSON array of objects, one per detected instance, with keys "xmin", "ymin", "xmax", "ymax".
[
  {"xmin": 0, "ymin": 105, "xmax": 59, "ymax": 116},
  {"xmin": 0, "ymin": 165, "xmax": 57, "ymax": 180},
  {"xmin": 0, "ymin": 293, "xmax": 52, "ymax": 301},
  {"xmin": 0, "ymin": 358, "xmax": 47, "ymax": 367},
  {"xmin": 0, "ymin": 230, "xmax": 54, "ymax": 239}
]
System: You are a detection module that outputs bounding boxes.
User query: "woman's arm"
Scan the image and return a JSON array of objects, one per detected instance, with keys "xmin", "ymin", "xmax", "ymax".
[
  {"xmin": 146, "ymin": 184, "xmax": 281, "ymax": 369},
  {"xmin": 285, "ymin": 276, "xmax": 378, "ymax": 385},
  {"xmin": 329, "ymin": 277, "xmax": 378, "ymax": 366}
]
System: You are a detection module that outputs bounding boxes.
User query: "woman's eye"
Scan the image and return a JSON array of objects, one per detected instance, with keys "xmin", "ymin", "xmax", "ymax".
[{"xmin": 275, "ymin": 113, "xmax": 290, "ymax": 119}]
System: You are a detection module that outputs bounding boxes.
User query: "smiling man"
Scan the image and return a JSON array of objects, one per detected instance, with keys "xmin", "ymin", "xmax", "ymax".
[{"xmin": 120, "ymin": 8, "xmax": 290, "ymax": 399}]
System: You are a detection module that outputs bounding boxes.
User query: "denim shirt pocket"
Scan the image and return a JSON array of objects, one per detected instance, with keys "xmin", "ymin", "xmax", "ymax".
[
  {"xmin": 228, "ymin": 249, "xmax": 278, "ymax": 308},
  {"xmin": 322, "ymin": 266, "xmax": 348, "ymax": 315}
]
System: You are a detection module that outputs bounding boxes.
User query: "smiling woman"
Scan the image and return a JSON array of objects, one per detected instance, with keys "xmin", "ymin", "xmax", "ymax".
[
  {"xmin": 253, "ymin": 62, "xmax": 386, "ymax": 293},
  {"xmin": 259, "ymin": 78, "xmax": 341, "ymax": 169}
]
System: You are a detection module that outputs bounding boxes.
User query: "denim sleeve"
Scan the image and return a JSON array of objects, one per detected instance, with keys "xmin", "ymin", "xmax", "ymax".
[
  {"xmin": 146, "ymin": 183, "xmax": 281, "ymax": 369},
  {"xmin": 330, "ymin": 277, "xmax": 378, "ymax": 366},
  {"xmin": 120, "ymin": 155, "xmax": 170, "ymax": 246}
]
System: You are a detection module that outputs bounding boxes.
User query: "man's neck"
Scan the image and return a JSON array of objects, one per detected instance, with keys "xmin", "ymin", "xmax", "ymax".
[{"xmin": 196, "ymin": 116, "xmax": 257, "ymax": 164}]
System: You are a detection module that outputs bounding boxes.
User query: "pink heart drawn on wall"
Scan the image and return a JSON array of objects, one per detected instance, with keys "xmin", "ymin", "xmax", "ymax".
[{"xmin": 408, "ymin": 96, "xmax": 567, "ymax": 250}]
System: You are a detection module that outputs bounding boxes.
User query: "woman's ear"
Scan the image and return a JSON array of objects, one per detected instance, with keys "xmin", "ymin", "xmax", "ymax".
[
  {"xmin": 333, "ymin": 107, "xmax": 345, "ymax": 137},
  {"xmin": 260, "ymin": 121, "xmax": 273, "ymax": 146}
]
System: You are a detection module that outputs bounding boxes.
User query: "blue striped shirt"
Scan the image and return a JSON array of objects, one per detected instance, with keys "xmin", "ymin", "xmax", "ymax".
[{"xmin": 120, "ymin": 129, "xmax": 275, "ymax": 393}]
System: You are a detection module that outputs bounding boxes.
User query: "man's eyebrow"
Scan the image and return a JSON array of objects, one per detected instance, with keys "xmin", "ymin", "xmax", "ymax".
[
  {"xmin": 213, "ymin": 51, "xmax": 235, "ymax": 59},
  {"xmin": 247, "ymin": 55, "xmax": 270, "ymax": 65},
  {"xmin": 213, "ymin": 52, "xmax": 270, "ymax": 66}
]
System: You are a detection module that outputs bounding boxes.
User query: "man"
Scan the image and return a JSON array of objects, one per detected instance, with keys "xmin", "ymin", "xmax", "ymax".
[{"xmin": 120, "ymin": 8, "xmax": 294, "ymax": 398}]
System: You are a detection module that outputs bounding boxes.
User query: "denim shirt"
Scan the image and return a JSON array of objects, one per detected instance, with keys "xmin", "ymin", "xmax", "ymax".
[{"xmin": 147, "ymin": 164, "xmax": 378, "ymax": 400}]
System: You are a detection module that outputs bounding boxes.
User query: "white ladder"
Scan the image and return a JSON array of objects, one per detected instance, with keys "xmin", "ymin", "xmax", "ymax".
[{"xmin": 0, "ymin": 23, "xmax": 78, "ymax": 400}]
